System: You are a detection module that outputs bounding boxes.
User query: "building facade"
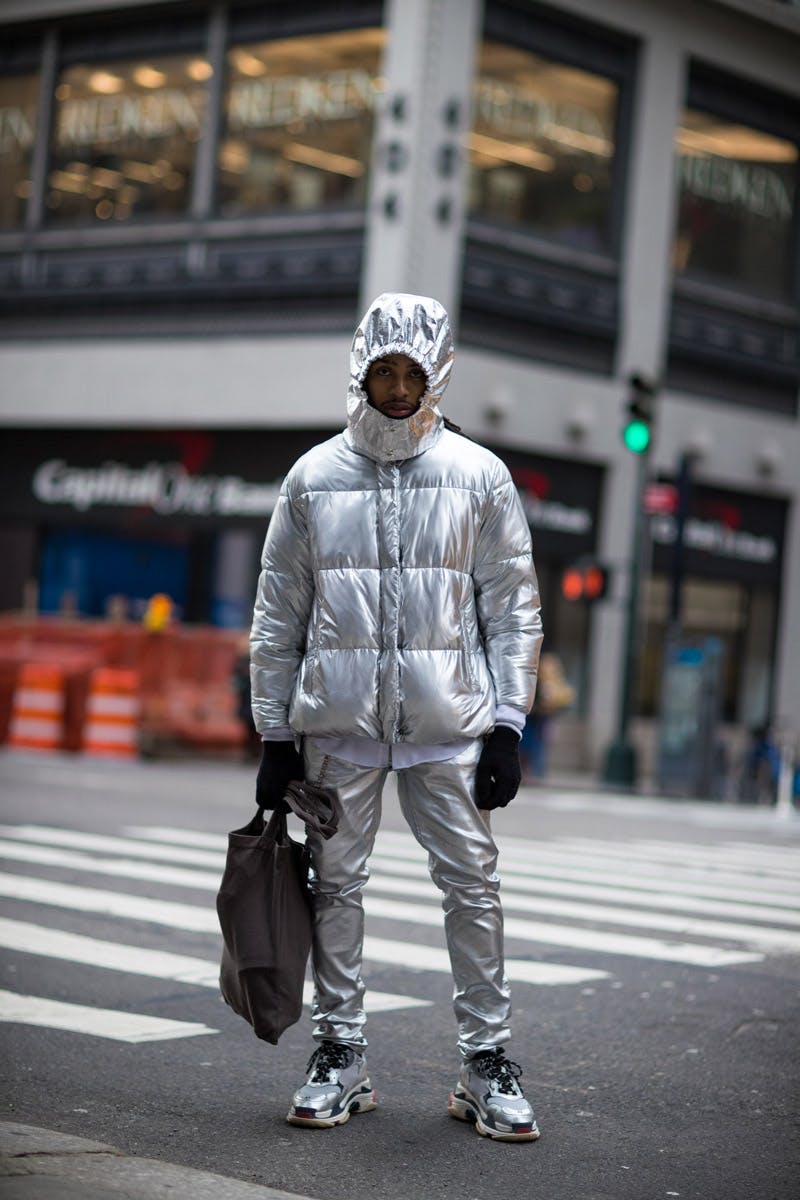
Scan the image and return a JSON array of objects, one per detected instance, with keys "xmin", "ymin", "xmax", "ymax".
[{"xmin": 1, "ymin": 0, "xmax": 798, "ymax": 777}]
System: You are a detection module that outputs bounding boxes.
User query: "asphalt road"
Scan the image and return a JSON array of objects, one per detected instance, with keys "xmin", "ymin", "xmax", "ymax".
[{"xmin": 1, "ymin": 750, "xmax": 798, "ymax": 1200}]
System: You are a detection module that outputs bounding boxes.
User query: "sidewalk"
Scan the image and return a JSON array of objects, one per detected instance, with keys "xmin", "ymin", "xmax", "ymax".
[{"xmin": 0, "ymin": 1124, "xmax": 321, "ymax": 1200}]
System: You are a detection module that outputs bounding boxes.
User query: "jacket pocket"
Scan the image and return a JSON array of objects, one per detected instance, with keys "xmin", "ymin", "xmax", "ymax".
[
  {"xmin": 302, "ymin": 628, "xmax": 319, "ymax": 694},
  {"xmin": 460, "ymin": 609, "xmax": 477, "ymax": 691}
]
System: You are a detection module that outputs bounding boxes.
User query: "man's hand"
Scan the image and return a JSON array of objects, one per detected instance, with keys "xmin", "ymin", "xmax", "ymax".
[
  {"xmin": 255, "ymin": 740, "xmax": 304, "ymax": 810},
  {"xmin": 475, "ymin": 726, "xmax": 522, "ymax": 810}
]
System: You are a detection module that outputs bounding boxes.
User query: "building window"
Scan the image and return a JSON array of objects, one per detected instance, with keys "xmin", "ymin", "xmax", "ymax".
[
  {"xmin": 0, "ymin": 72, "xmax": 39, "ymax": 228},
  {"xmin": 468, "ymin": 39, "xmax": 619, "ymax": 253},
  {"xmin": 46, "ymin": 52, "xmax": 211, "ymax": 224},
  {"xmin": 217, "ymin": 28, "xmax": 384, "ymax": 217},
  {"xmin": 673, "ymin": 108, "xmax": 798, "ymax": 299}
]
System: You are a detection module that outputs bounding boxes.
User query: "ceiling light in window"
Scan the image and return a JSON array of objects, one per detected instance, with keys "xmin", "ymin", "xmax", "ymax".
[
  {"xmin": 187, "ymin": 59, "xmax": 213, "ymax": 82},
  {"xmin": 122, "ymin": 160, "xmax": 158, "ymax": 183},
  {"xmin": 49, "ymin": 169, "xmax": 90, "ymax": 194},
  {"xmin": 468, "ymin": 131, "xmax": 555, "ymax": 172},
  {"xmin": 541, "ymin": 123, "xmax": 613, "ymax": 157},
  {"xmin": 283, "ymin": 142, "xmax": 364, "ymax": 177},
  {"xmin": 676, "ymin": 124, "xmax": 796, "ymax": 163},
  {"xmin": 219, "ymin": 141, "xmax": 250, "ymax": 174},
  {"xmin": 133, "ymin": 65, "xmax": 167, "ymax": 89},
  {"xmin": 230, "ymin": 49, "xmax": 266, "ymax": 77},
  {"xmin": 95, "ymin": 198, "xmax": 114, "ymax": 219},
  {"xmin": 88, "ymin": 71, "xmax": 124, "ymax": 95},
  {"xmin": 92, "ymin": 166, "xmax": 124, "ymax": 189}
]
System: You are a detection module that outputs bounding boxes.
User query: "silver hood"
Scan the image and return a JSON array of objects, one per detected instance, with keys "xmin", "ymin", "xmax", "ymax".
[{"xmin": 346, "ymin": 292, "xmax": 455, "ymax": 463}]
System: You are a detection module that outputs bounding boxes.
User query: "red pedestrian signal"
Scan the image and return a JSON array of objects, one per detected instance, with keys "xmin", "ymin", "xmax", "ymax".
[{"xmin": 560, "ymin": 562, "xmax": 609, "ymax": 602}]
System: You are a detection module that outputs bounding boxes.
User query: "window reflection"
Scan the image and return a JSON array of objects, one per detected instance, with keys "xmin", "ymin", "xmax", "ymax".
[
  {"xmin": 468, "ymin": 41, "xmax": 618, "ymax": 253},
  {"xmin": 0, "ymin": 72, "xmax": 38, "ymax": 228},
  {"xmin": 47, "ymin": 54, "xmax": 210, "ymax": 224},
  {"xmin": 673, "ymin": 109, "xmax": 797, "ymax": 298},
  {"xmin": 218, "ymin": 29, "xmax": 384, "ymax": 216}
]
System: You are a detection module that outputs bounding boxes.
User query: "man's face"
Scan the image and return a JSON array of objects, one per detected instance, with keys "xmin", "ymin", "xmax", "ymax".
[{"xmin": 365, "ymin": 354, "xmax": 427, "ymax": 419}]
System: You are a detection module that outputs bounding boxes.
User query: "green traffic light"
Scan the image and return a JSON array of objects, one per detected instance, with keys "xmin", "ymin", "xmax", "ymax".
[{"xmin": 622, "ymin": 419, "xmax": 651, "ymax": 454}]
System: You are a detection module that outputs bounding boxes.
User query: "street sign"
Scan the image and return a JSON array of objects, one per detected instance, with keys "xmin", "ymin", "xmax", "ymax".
[{"xmin": 643, "ymin": 483, "xmax": 678, "ymax": 514}]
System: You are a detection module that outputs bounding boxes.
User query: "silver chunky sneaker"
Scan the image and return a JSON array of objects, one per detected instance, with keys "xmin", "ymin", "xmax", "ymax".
[
  {"xmin": 286, "ymin": 1041, "xmax": 377, "ymax": 1128},
  {"xmin": 448, "ymin": 1048, "xmax": 540, "ymax": 1141}
]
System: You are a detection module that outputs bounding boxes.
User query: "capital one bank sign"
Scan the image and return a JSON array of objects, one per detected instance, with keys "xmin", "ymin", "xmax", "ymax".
[{"xmin": 32, "ymin": 458, "xmax": 282, "ymax": 519}]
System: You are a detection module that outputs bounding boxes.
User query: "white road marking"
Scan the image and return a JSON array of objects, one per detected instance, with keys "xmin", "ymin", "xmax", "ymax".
[
  {"xmin": 367, "ymin": 854, "xmax": 800, "ymax": 922},
  {"xmin": 361, "ymin": 936, "xmax": 608, "ymax": 985},
  {"xmin": 362, "ymin": 896, "xmax": 762, "ymax": 967},
  {"xmin": 0, "ymin": 875, "xmax": 608, "ymax": 986},
  {"xmin": 363, "ymin": 874, "xmax": 800, "ymax": 950},
  {"xmin": 0, "ymin": 825, "xmax": 225, "ymax": 869},
  {"xmin": 0, "ymin": 989, "xmax": 216, "ymax": 1043},
  {"xmin": 373, "ymin": 834, "xmax": 800, "ymax": 902},
  {"xmin": 0, "ymin": 872, "xmax": 218, "ymax": 931},
  {"xmin": 3, "ymin": 836, "xmax": 795, "ymax": 929},
  {"xmin": 0, "ymin": 918, "xmax": 432, "ymax": 1013}
]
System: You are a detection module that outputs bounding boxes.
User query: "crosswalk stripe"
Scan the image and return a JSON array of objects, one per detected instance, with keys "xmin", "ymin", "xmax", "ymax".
[
  {"xmin": 3, "ymin": 835, "xmax": 796, "ymax": 929},
  {"xmin": 0, "ymin": 918, "xmax": 432, "ymax": 1013},
  {"xmin": 0, "ymin": 868, "xmax": 764, "ymax": 966},
  {"xmin": 0, "ymin": 825, "xmax": 225, "ymax": 869},
  {"xmin": 0, "ymin": 839, "xmax": 222, "ymax": 890},
  {"xmin": 553, "ymin": 836, "xmax": 800, "ymax": 875},
  {"xmin": 0, "ymin": 989, "xmax": 217, "ymax": 1043},
  {"xmin": 373, "ymin": 836, "xmax": 800, "ymax": 902},
  {"xmin": 368, "ymin": 854, "xmax": 800, "ymax": 923},
  {"xmin": 363, "ymin": 895, "xmax": 763, "ymax": 966},
  {"xmin": 5, "ymin": 823, "xmax": 795, "ymax": 973},
  {"xmin": 0, "ymin": 872, "xmax": 609, "ymax": 985},
  {"xmin": 20, "ymin": 822, "xmax": 795, "ymax": 908},
  {"xmin": 361, "ymin": 936, "xmax": 608, "ymax": 985},
  {"xmin": 364, "ymin": 874, "xmax": 800, "ymax": 950}
]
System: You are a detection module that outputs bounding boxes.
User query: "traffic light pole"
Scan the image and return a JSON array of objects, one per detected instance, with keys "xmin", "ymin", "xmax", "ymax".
[{"xmin": 602, "ymin": 447, "xmax": 650, "ymax": 786}]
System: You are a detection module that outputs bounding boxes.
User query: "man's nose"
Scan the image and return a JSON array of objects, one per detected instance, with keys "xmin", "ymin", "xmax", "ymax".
[{"xmin": 392, "ymin": 376, "xmax": 410, "ymax": 397}]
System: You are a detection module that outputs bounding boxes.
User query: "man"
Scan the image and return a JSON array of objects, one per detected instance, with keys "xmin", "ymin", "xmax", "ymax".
[{"xmin": 250, "ymin": 292, "xmax": 543, "ymax": 1141}]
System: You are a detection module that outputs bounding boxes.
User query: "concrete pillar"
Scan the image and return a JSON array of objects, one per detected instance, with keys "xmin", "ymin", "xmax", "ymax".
[{"xmin": 360, "ymin": 0, "xmax": 483, "ymax": 324}]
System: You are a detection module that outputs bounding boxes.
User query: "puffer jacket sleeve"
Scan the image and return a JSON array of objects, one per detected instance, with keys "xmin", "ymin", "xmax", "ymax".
[
  {"xmin": 250, "ymin": 473, "xmax": 313, "ymax": 733},
  {"xmin": 473, "ymin": 464, "xmax": 543, "ymax": 715}
]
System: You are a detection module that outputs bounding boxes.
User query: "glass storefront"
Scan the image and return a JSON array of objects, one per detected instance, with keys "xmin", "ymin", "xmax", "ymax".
[
  {"xmin": 673, "ymin": 108, "xmax": 798, "ymax": 298},
  {"xmin": 218, "ymin": 28, "xmax": 384, "ymax": 217},
  {"xmin": 47, "ymin": 53, "xmax": 210, "ymax": 224},
  {"xmin": 0, "ymin": 71, "xmax": 38, "ymax": 228},
  {"xmin": 468, "ymin": 39, "xmax": 619, "ymax": 252}
]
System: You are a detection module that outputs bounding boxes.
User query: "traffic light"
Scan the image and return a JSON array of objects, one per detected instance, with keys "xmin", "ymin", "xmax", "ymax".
[
  {"xmin": 622, "ymin": 373, "xmax": 656, "ymax": 454},
  {"xmin": 560, "ymin": 561, "xmax": 609, "ymax": 602}
]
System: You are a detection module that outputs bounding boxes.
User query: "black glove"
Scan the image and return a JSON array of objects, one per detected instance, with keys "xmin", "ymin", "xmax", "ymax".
[
  {"xmin": 475, "ymin": 726, "xmax": 522, "ymax": 810},
  {"xmin": 255, "ymin": 740, "xmax": 304, "ymax": 810}
]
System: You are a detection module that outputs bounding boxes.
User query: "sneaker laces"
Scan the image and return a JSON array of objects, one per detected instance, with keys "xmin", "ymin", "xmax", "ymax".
[
  {"xmin": 471, "ymin": 1049, "xmax": 524, "ymax": 1095},
  {"xmin": 306, "ymin": 1041, "xmax": 355, "ymax": 1083}
]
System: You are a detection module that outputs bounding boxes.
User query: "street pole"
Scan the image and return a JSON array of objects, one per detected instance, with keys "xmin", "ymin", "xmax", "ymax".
[{"xmin": 602, "ymin": 448, "xmax": 650, "ymax": 786}]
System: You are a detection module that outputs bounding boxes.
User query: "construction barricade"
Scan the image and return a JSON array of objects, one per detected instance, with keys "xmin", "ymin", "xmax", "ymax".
[
  {"xmin": 81, "ymin": 667, "xmax": 141, "ymax": 759},
  {"xmin": 7, "ymin": 662, "xmax": 66, "ymax": 752}
]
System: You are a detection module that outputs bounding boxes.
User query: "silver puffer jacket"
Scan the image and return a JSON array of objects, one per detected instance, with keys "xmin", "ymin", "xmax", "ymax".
[{"xmin": 251, "ymin": 293, "xmax": 542, "ymax": 744}]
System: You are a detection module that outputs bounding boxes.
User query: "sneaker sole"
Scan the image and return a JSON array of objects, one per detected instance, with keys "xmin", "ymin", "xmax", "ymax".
[
  {"xmin": 448, "ymin": 1091, "xmax": 540, "ymax": 1142},
  {"xmin": 287, "ymin": 1086, "xmax": 377, "ymax": 1129}
]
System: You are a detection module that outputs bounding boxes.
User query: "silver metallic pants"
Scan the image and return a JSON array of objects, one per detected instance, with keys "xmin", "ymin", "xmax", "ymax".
[{"xmin": 303, "ymin": 740, "xmax": 511, "ymax": 1059}]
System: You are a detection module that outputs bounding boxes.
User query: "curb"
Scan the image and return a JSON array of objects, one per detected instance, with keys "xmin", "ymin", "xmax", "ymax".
[{"xmin": 0, "ymin": 1123, "xmax": 322, "ymax": 1200}]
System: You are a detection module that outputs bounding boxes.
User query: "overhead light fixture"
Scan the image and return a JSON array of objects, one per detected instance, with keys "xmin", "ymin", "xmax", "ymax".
[
  {"xmin": 468, "ymin": 131, "xmax": 555, "ymax": 172},
  {"xmin": 88, "ymin": 71, "xmax": 124, "ymax": 95},
  {"xmin": 187, "ymin": 60, "xmax": 213, "ymax": 82},
  {"xmin": 231, "ymin": 49, "xmax": 266, "ymax": 78},
  {"xmin": 283, "ymin": 142, "xmax": 363, "ymax": 177},
  {"xmin": 133, "ymin": 65, "xmax": 167, "ymax": 89}
]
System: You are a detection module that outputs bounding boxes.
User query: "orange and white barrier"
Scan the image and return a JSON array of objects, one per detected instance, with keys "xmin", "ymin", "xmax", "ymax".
[
  {"xmin": 82, "ymin": 667, "xmax": 140, "ymax": 758},
  {"xmin": 7, "ymin": 663, "xmax": 66, "ymax": 752}
]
